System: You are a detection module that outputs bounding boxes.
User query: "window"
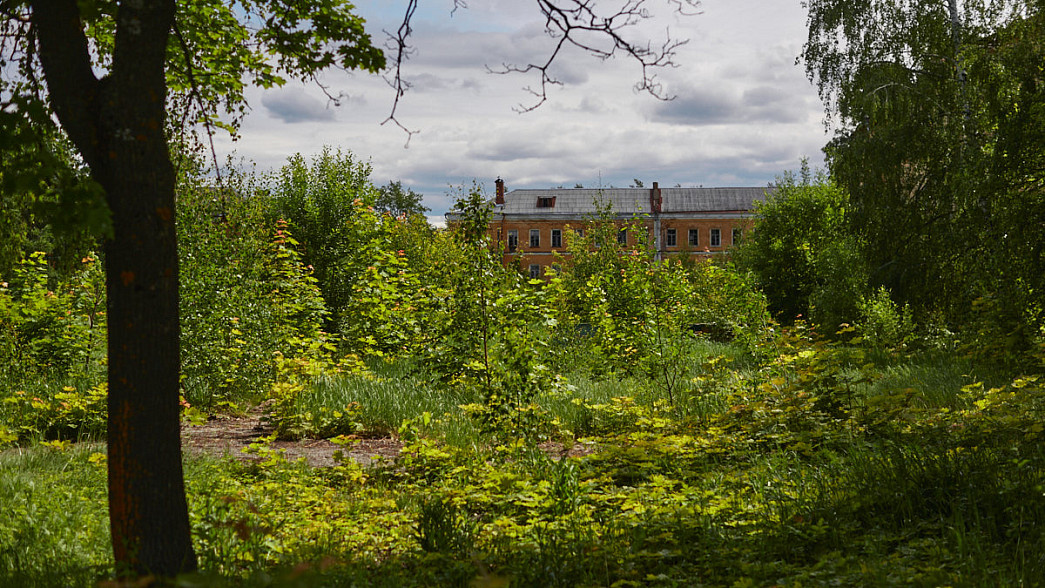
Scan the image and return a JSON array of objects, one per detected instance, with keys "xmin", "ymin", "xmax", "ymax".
[
  {"xmin": 710, "ymin": 228, "xmax": 721, "ymax": 247},
  {"xmin": 732, "ymin": 228, "xmax": 743, "ymax": 245},
  {"xmin": 665, "ymin": 228, "xmax": 677, "ymax": 247},
  {"xmin": 528, "ymin": 264, "xmax": 541, "ymax": 279},
  {"xmin": 688, "ymin": 228, "xmax": 699, "ymax": 247},
  {"xmin": 536, "ymin": 196, "xmax": 556, "ymax": 208},
  {"xmin": 617, "ymin": 229, "xmax": 627, "ymax": 245},
  {"xmin": 551, "ymin": 229, "xmax": 562, "ymax": 248},
  {"xmin": 529, "ymin": 229, "xmax": 540, "ymax": 248},
  {"xmin": 507, "ymin": 230, "xmax": 518, "ymax": 252}
]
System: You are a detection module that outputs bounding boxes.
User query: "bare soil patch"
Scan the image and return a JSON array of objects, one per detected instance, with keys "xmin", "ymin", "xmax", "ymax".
[
  {"xmin": 180, "ymin": 404, "xmax": 402, "ymax": 468},
  {"xmin": 181, "ymin": 404, "xmax": 596, "ymax": 467}
]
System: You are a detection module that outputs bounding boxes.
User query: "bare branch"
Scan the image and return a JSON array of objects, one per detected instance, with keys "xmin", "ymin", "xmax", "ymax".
[
  {"xmin": 381, "ymin": 0, "xmax": 698, "ymax": 136},
  {"xmin": 667, "ymin": 0, "xmax": 701, "ymax": 16},
  {"xmin": 380, "ymin": 0, "xmax": 419, "ymax": 146},
  {"xmin": 489, "ymin": 0, "xmax": 695, "ymax": 112}
]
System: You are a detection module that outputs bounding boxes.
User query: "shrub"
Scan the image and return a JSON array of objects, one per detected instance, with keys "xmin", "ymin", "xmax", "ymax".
[
  {"xmin": 855, "ymin": 286, "xmax": 915, "ymax": 350},
  {"xmin": 733, "ymin": 162, "xmax": 868, "ymax": 329},
  {"xmin": 0, "ymin": 251, "xmax": 106, "ymax": 382},
  {"xmin": 265, "ymin": 148, "xmax": 382, "ymax": 337},
  {"xmin": 178, "ymin": 173, "xmax": 333, "ymax": 409}
]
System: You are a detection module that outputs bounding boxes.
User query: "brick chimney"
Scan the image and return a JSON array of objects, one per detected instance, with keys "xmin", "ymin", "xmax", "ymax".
[
  {"xmin": 495, "ymin": 177, "xmax": 505, "ymax": 205},
  {"xmin": 650, "ymin": 181, "xmax": 662, "ymax": 213}
]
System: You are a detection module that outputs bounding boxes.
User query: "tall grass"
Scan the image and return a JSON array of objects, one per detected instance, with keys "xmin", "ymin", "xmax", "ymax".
[
  {"xmin": 296, "ymin": 340, "xmax": 763, "ymax": 444},
  {"xmin": 300, "ymin": 359, "xmax": 481, "ymax": 446},
  {"xmin": 861, "ymin": 352, "xmax": 1015, "ymax": 409},
  {"xmin": 747, "ymin": 440, "xmax": 1045, "ymax": 584},
  {"xmin": 0, "ymin": 445, "xmax": 111, "ymax": 587},
  {"xmin": 538, "ymin": 376, "xmax": 646, "ymax": 437}
]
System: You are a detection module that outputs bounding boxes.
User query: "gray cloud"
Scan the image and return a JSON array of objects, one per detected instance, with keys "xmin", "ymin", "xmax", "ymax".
[
  {"xmin": 650, "ymin": 87, "xmax": 741, "ymax": 125},
  {"xmin": 407, "ymin": 72, "xmax": 484, "ymax": 93},
  {"xmin": 649, "ymin": 81, "xmax": 812, "ymax": 126},
  {"xmin": 261, "ymin": 88, "xmax": 337, "ymax": 123},
  {"xmin": 740, "ymin": 86, "xmax": 809, "ymax": 124}
]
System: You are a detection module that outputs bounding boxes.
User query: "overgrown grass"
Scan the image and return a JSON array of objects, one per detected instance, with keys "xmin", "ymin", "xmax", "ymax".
[
  {"xmin": 4, "ymin": 337, "xmax": 1044, "ymax": 587},
  {"xmin": 0, "ymin": 445, "xmax": 110, "ymax": 587},
  {"xmin": 296, "ymin": 358, "xmax": 482, "ymax": 446},
  {"xmin": 862, "ymin": 351, "xmax": 1014, "ymax": 409},
  {"xmin": 295, "ymin": 340, "xmax": 760, "ymax": 445}
]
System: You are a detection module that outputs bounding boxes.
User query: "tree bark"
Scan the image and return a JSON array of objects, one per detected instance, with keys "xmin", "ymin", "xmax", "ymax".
[{"xmin": 31, "ymin": 0, "xmax": 197, "ymax": 577}]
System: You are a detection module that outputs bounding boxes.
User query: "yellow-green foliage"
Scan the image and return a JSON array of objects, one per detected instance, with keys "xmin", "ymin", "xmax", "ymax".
[
  {"xmin": 174, "ymin": 361, "xmax": 1045, "ymax": 586},
  {"xmin": 1, "ymin": 384, "xmax": 107, "ymax": 448},
  {"xmin": 5, "ymin": 331, "xmax": 1043, "ymax": 586}
]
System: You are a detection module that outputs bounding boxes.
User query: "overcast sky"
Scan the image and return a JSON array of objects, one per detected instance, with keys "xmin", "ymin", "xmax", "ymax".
[{"xmin": 212, "ymin": 0, "xmax": 829, "ymax": 220}]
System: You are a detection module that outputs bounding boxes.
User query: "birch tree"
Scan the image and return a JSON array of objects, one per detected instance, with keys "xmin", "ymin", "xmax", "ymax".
[{"xmin": 801, "ymin": 1, "xmax": 1045, "ymax": 340}]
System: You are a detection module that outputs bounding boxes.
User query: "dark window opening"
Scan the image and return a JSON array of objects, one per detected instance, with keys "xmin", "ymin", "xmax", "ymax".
[{"xmin": 665, "ymin": 228, "xmax": 677, "ymax": 247}]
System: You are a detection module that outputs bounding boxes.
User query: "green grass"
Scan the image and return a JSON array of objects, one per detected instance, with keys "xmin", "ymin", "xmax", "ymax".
[
  {"xmin": 300, "ymin": 359, "xmax": 481, "ymax": 446},
  {"xmin": 538, "ymin": 375, "xmax": 646, "ymax": 437},
  {"xmin": 297, "ymin": 340, "xmax": 755, "ymax": 444},
  {"xmin": 860, "ymin": 351, "xmax": 1016, "ymax": 409},
  {"xmin": 0, "ymin": 445, "xmax": 111, "ymax": 587},
  {"xmin": 4, "ymin": 339, "xmax": 1044, "ymax": 587}
]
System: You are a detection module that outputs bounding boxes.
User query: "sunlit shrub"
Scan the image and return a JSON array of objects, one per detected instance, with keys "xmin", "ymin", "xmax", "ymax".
[{"xmin": 854, "ymin": 286, "xmax": 915, "ymax": 350}]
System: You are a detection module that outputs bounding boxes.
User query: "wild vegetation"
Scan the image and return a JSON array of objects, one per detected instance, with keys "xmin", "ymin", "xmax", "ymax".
[
  {"xmin": 3, "ymin": 0, "xmax": 1044, "ymax": 585},
  {"xmin": 2, "ymin": 147, "xmax": 1043, "ymax": 586}
]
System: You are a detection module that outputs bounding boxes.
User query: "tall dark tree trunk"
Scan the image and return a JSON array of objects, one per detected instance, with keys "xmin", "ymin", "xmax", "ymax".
[
  {"xmin": 31, "ymin": 0, "xmax": 197, "ymax": 577},
  {"xmin": 103, "ymin": 127, "xmax": 196, "ymax": 578}
]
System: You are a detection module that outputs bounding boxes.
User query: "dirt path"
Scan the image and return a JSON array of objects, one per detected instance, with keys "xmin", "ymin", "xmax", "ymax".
[
  {"xmin": 181, "ymin": 404, "xmax": 597, "ymax": 467},
  {"xmin": 180, "ymin": 404, "xmax": 402, "ymax": 468}
]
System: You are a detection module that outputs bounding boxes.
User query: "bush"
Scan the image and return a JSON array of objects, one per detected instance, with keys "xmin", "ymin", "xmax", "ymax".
[
  {"xmin": 265, "ymin": 148, "xmax": 382, "ymax": 336},
  {"xmin": 688, "ymin": 261, "xmax": 771, "ymax": 351},
  {"xmin": 0, "ymin": 252, "xmax": 106, "ymax": 384},
  {"xmin": 178, "ymin": 172, "xmax": 333, "ymax": 409},
  {"xmin": 855, "ymin": 286, "xmax": 915, "ymax": 350},
  {"xmin": 733, "ymin": 162, "xmax": 868, "ymax": 329},
  {"xmin": 0, "ymin": 383, "xmax": 107, "ymax": 446}
]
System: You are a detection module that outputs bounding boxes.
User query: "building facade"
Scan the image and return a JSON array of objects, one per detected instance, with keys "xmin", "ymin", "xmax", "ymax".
[{"xmin": 458, "ymin": 179, "xmax": 773, "ymax": 279}]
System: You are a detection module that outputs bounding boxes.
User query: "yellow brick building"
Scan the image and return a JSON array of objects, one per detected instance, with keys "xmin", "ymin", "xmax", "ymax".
[{"xmin": 454, "ymin": 179, "xmax": 774, "ymax": 279}]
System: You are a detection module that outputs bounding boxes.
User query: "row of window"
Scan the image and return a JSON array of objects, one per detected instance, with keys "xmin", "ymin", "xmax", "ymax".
[
  {"xmin": 507, "ymin": 227, "xmax": 741, "ymax": 251},
  {"xmin": 507, "ymin": 228, "xmax": 567, "ymax": 251},
  {"xmin": 665, "ymin": 227, "xmax": 742, "ymax": 248}
]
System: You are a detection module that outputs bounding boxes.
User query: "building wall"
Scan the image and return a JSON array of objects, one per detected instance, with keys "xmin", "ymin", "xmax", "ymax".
[{"xmin": 490, "ymin": 215, "xmax": 755, "ymax": 278}]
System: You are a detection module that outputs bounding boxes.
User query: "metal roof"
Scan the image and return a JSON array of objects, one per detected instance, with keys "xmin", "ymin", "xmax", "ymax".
[{"xmin": 497, "ymin": 186, "xmax": 774, "ymax": 216}]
